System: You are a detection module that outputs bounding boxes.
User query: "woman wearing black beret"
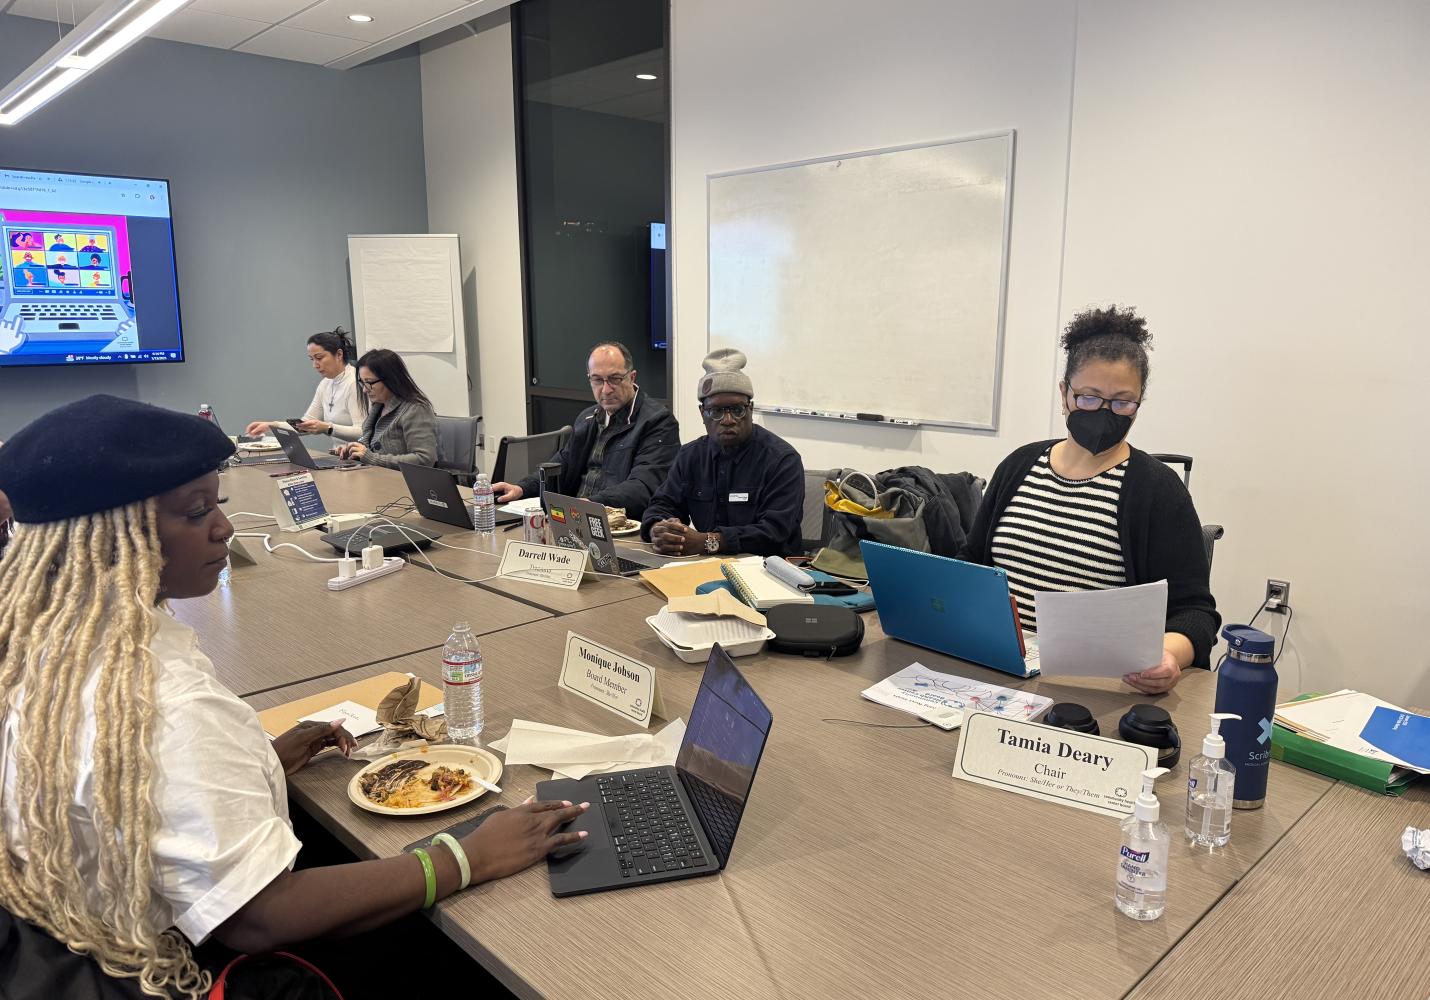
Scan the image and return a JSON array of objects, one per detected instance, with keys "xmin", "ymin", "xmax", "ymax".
[{"xmin": 0, "ymin": 395, "xmax": 584, "ymax": 997}]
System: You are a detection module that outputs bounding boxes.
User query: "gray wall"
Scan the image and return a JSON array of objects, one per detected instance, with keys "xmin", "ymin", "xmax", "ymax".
[{"xmin": 0, "ymin": 13, "xmax": 429, "ymax": 437}]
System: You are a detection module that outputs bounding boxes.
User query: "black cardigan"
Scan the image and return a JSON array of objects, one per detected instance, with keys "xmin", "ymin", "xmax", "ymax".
[{"xmin": 959, "ymin": 440, "xmax": 1221, "ymax": 667}]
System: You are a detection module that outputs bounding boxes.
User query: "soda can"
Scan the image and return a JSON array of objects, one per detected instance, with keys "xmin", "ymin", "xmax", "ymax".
[{"xmin": 524, "ymin": 509, "xmax": 548, "ymax": 545}]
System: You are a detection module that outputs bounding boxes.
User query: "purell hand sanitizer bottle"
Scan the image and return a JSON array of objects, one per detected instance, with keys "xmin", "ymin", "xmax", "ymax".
[{"xmin": 1116, "ymin": 767, "xmax": 1171, "ymax": 920}]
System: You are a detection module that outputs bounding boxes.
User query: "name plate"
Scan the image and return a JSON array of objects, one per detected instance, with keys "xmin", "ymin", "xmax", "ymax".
[
  {"xmin": 272, "ymin": 472, "xmax": 327, "ymax": 531},
  {"xmin": 952, "ymin": 712, "xmax": 1156, "ymax": 818},
  {"xmin": 559, "ymin": 632, "xmax": 666, "ymax": 728},
  {"xmin": 497, "ymin": 539, "xmax": 587, "ymax": 590}
]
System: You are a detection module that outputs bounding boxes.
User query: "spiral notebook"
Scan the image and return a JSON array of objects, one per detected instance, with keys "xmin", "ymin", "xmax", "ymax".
[{"xmin": 720, "ymin": 557, "xmax": 815, "ymax": 610}]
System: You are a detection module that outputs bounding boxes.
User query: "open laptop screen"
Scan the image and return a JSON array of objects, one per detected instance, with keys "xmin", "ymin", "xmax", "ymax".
[{"xmin": 675, "ymin": 646, "xmax": 773, "ymax": 867}]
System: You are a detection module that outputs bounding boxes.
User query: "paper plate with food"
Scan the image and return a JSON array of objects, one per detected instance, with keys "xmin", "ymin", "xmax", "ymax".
[
  {"xmin": 238, "ymin": 438, "xmax": 282, "ymax": 452},
  {"xmin": 348, "ymin": 745, "xmax": 503, "ymax": 816},
  {"xmin": 605, "ymin": 506, "xmax": 641, "ymax": 537}
]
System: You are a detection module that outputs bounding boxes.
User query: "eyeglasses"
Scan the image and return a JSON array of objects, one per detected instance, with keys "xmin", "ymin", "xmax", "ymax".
[
  {"xmin": 701, "ymin": 403, "xmax": 749, "ymax": 422},
  {"xmin": 587, "ymin": 372, "xmax": 631, "ymax": 388},
  {"xmin": 359, "ymin": 377, "xmax": 383, "ymax": 388},
  {"xmin": 1070, "ymin": 392, "xmax": 1140, "ymax": 416}
]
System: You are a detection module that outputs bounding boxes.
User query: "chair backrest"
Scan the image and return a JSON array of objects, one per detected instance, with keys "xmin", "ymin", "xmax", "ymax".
[
  {"xmin": 801, "ymin": 468, "xmax": 837, "ymax": 553},
  {"xmin": 492, "ymin": 425, "xmax": 572, "ymax": 484},
  {"xmin": 435, "ymin": 415, "xmax": 482, "ymax": 481},
  {"xmin": 1151, "ymin": 453, "xmax": 1222, "ymax": 569}
]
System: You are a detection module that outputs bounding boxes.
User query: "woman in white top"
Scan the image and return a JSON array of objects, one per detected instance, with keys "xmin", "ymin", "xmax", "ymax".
[
  {"xmin": 244, "ymin": 327, "xmax": 367, "ymax": 440},
  {"xmin": 0, "ymin": 395, "xmax": 587, "ymax": 998}
]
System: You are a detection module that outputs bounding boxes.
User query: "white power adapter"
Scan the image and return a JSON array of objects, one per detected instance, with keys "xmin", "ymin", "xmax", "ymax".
[
  {"xmin": 328, "ymin": 555, "xmax": 404, "ymax": 591},
  {"xmin": 326, "ymin": 512, "xmax": 372, "ymax": 534},
  {"xmin": 360, "ymin": 544, "xmax": 384, "ymax": 571}
]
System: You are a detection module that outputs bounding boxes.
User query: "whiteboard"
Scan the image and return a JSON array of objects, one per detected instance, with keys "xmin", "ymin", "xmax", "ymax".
[
  {"xmin": 707, "ymin": 132, "xmax": 1014, "ymax": 429},
  {"xmin": 347, "ymin": 234, "xmax": 474, "ymax": 418}
]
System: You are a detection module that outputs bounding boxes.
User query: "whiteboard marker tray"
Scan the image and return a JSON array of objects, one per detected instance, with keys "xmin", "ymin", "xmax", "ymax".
[{"xmin": 645, "ymin": 607, "xmax": 774, "ymax": 662}]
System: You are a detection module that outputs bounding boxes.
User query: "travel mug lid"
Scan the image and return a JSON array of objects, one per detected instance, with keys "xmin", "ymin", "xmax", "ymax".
[{"xmin": 1221, "ymin": 623, "xmax": 1276, "ymax": 657}]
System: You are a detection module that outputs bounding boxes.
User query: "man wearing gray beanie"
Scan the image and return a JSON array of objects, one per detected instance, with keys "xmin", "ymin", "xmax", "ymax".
[{"xmin": 640, "ymin": 348, "xmax": 804, "ymax": 556}]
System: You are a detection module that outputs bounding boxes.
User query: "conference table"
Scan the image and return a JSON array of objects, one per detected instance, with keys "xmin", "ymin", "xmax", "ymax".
[{"xmin": 204, "ymin": 458, "xmax": 1426, "ymax": 999}]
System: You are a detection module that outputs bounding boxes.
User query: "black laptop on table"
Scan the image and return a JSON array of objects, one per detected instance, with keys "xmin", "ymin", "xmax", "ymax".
[
  {"xmin": 271, "ymin": 423, "xmax": 358, "ymax": 470},
  {"xmin": 538, "ymin": 643, "xmax": 773, "ymax": 897},
  {"xmin": 399, "ymin": 463, "xmax": 520, "ymax": 528}
]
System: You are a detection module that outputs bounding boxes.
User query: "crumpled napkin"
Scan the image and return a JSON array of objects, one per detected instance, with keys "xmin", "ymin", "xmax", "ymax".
[
  {"xmin": 489, "ymin": 718, "xmax": 687, "ymax": 780},
  {"xmin": 353, "ymin": 677, "xmax": 448, "ymax": 759},
  {"xmin": 1403, "ymin": 827, "xmax": 1430, "ymax": 871}
]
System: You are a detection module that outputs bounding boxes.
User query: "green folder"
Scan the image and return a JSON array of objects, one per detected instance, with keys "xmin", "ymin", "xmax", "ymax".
[{"xmin": 1271, "ymin": 694, "xmax": 1417, "ymax": 796}]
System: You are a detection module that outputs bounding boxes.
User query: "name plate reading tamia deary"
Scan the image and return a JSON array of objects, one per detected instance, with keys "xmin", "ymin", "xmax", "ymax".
[
  {"xmin": 558, "ymin": 632, "xmax": 666, "ymax": 728},
  {"xmin": 497, "ymin": 540, "xmax": 587, "ymax": 590},
  {"xmin": 952, "ymin": 712, "xmax": 1156, "ymax": 818}
]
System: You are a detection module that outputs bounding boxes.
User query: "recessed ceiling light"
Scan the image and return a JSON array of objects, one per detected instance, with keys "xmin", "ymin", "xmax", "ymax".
[
  {"xmin": 635, "ymin": 73, "xmax": 658, "ymax": 81},
  {"xmin": 348, "ymin": 14, "xmax": 373, "ymax": 23}
]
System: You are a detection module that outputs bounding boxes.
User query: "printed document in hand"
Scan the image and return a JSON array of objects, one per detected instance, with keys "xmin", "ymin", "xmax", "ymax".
[
  {"xmin": 861, "ymin": 663, "xmax": 1052, "ymax": 729},
  {"xmin": 1034, "ymin": 580, "xmax": 1167, "ymax": 676}
]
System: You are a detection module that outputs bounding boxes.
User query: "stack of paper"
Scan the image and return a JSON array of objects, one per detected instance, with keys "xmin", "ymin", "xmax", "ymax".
[
  {"xmin": 861, "ymin": 663, "xmax": 1053, "ymax": 729},
  {"xmin": 1275, "ymin": 690, "xmax": 1430, "ymax": 778},
  {"xmin": 489, "ymin": 718, "xmax": 687, "ymax": 780},
  {"xmin": 498, "ymin": 496, "xmax": 544, "ymax": 517}
]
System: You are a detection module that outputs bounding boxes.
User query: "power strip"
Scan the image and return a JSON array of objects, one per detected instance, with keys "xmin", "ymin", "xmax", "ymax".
[{"xmin": 328, "ymin": 556, "xmax": 404, "ymax": 590}]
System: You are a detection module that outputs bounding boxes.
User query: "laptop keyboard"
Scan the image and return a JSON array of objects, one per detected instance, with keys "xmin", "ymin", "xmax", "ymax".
[
  {"xmin": 615, "ymin": 556, "xmax": 648, "ymax": 575},
  {"xmin": 18, "ymin": 304, "xmax": 120, "ymax": 319},
  {"xmin": 681, "ymin": 771, "xmax": 743, "ymax": 855},
  {"xmin": 598, "ymin": 769, "xmax": 707, "ymax": 878}
]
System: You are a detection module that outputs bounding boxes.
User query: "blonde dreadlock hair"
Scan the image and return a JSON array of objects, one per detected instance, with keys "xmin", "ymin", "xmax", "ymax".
[{"xmin": 0, "ymin": 499, "xmax": 209, "ymax": 998}]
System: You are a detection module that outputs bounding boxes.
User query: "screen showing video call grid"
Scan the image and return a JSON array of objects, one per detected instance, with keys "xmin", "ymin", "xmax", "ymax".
[{"xmin": 0, "ymin": 168, "xmax": 184, "ymax": 368}]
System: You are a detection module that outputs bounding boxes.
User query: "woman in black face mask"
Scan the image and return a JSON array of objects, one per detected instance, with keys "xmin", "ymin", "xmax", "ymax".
[{"xmin": 959, "ymin": 306, "xmax": 1219, "ymax": 694}]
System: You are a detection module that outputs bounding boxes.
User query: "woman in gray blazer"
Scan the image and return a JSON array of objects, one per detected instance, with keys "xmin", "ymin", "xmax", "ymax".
[{"xmin": 336, "ymin": 349, "xmax": 439, "ymax": 469}]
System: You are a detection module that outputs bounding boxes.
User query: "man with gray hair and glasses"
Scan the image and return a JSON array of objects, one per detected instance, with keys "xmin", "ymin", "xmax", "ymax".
[{"xmin": 493, "ymin": 341, "xmax": 680, "ymax": 521}]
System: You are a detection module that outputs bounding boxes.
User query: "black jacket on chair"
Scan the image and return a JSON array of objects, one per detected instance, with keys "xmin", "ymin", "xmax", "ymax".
[{"xmin": 515, "ymin": 391, "xmax": 680, "ymax": 520}]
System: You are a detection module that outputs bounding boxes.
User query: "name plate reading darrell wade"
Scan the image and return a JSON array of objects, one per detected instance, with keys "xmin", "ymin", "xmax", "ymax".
[
  {"xmin": 952, "ymin": 712, "xmax": 1156, "ymax": 818},
  {"xmin": 497, "ymin": 539, "xmax": 586, "ymax": 590},
  {"xmin": 559, "ymin": 632, "xmax": 665, "ymax": 728}
]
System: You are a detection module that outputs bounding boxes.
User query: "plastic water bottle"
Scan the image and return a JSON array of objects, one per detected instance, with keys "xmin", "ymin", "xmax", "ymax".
[
  {"xmin": 442, "ymin": 622, "xmax": 483, "ymax": 745},
  {"xmin": 198, "ymin": 403, "xmax": 217, "ymax": 426},
  {"xmin": 1214, "ymin": 624, "xmax": 1279, "ymax": 809},
  {"xmin": 472, "ymin": 473, "xmax": 495, "ymax": 535}
]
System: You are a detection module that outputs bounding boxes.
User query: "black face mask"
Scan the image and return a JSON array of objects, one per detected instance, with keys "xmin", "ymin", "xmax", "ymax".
[{"xmin": 1066, "ymin": 407, "xmax": 1134, "ymax": 455}]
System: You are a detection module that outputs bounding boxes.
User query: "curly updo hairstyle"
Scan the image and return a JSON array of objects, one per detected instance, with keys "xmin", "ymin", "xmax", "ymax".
[{"xmin": 1061, "ymin": 305, "xmax": 1154, "ymax": 392}]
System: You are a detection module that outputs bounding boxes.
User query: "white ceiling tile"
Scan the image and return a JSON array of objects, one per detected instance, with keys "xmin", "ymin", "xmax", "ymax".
[
  {"xmin": 4, "ymin": 0, "xmax": 104, "ymax": 22},
  {"xmin": 148, "ymin": 8, "xmax": 268, "ymax": 48},
  {"xmin": 235, "ymin": 23, "xmax": 364, "ymax": 63},
  {"xmin": 189, "ymin": 0, "xmax": 316, "ymax": 20},
  {"xmin": 282, "ymin": 0, "xmax": 463, "ymax": 42}
]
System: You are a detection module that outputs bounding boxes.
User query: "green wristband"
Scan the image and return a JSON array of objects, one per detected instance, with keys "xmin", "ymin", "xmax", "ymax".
[
  {"xmin": 412, "ymin": 847, "xmax": 437, "ymax": 910},
  {"xmin": 431, "ymin": 832, "xmax": 471, "ymax": 890}
]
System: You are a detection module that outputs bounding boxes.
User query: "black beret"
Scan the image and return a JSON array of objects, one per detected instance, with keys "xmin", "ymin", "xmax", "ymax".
[{"xmin": 0, "ymin": 394, "xmax": 235, "ymax": 524}]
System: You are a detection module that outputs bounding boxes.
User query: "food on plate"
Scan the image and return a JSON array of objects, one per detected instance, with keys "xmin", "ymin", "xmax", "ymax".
[
  {"xmin": 604, "ymin": 506, "xmax": 636, "ymax": 531},
  {"xmin": 359, "ymin": 759, "xmax": 475, "ymax": 808}
]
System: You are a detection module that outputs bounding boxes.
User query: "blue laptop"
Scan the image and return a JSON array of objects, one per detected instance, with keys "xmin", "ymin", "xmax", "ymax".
[{"xmin": 860, "ymin": 540, "xmax": 1040, "ymax": 678}]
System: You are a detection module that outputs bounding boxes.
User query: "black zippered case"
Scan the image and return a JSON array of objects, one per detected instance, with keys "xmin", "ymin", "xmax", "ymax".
[{"xmin": 765, "ymin": 604, "xmax": 865, "ymax": 657}]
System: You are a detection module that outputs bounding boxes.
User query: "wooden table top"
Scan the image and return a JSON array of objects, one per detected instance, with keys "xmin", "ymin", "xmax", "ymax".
[
  {"xmin": 1127, "ymin": 781, "xmax": 1430, "ymax": 1000},
  {"xmin": 248, "ymin": 599, "xmax": 1338, "ymax": 1000}
]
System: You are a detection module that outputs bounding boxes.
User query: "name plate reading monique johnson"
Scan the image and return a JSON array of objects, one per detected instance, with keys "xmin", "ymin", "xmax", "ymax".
[
  {"xmin": 952, "ymin": 712, "xmax": 1156, "ymax": 817},
  {"xmin": 558, "ymin": 632, "xmax": 665, "ymax": 728}
]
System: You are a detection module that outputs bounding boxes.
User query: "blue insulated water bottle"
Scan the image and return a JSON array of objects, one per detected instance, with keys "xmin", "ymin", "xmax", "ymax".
[{"xmin": 1214, "ymin": 624, "xmax": 1279, "ymax": 809}]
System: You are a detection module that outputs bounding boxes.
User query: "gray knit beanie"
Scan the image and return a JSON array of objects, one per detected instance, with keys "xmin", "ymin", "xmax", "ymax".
[{"xmin": 697, "ymin": 348, "xmax": 754, "ymax": 401}]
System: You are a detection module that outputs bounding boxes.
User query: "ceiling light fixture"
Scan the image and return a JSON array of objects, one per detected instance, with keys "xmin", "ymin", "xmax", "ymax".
[
  {"xmin": 0, "ymin": 0, "xmax": 192, "ymax": 126},
  {"xmin": 348, "ymin": 13, "xmax": 374, "ymax": 22},
  {"xmin": 635, "ymin": 73, "xmax": 658, "ymax": 81}
]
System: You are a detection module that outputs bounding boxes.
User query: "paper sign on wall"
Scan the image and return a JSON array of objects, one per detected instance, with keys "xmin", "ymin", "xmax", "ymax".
[
  {"xmin": 498, "ymin": 539, "xmax": 587, "ymax": 590},
  {"xmin": 952, "ymin": 711, "xmax": 1156, "ymax": 818},
  {"xmin": 558, "ymin": 632, "xmax": 666, "ymax": 728},
  {"xmin": 272, "ymin": 472, "xmax": 327, "ymax": 531}
]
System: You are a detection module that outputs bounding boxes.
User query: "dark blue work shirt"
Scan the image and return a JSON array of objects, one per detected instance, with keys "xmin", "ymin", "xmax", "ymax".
[{"xmin": 641, "ymin": 424, "xmax": 805, "ymax": 556}]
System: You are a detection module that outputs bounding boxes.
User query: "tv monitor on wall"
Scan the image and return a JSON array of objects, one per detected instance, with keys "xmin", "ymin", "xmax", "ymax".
[{"xmin": 0, "ymin": 167, "xmax": 184, "ymax": 368}]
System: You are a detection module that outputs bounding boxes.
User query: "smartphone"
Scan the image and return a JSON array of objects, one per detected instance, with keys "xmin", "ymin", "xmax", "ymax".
[
  {"xmin": 286, "ymin": 418, "xmax": 305, "ymax": 428},
  {"xmin": 809, "ymin": 580, "xmax": 858, "ymax": 597}
]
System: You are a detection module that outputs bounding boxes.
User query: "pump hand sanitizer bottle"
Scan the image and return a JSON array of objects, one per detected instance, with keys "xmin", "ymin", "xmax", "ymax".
[
  {"xmin": 1186, "ymin": 712, "xmax": 1241, "ymax": 848},
  {"xmin": 1116, "ymin": 767, "xmax": 1171, "ymax": 921}
]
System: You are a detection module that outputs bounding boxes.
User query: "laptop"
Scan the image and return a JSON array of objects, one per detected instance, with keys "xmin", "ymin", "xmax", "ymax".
[
  {"xmin": 271, "ymin": 423, "xmax": 358, "ymax": 470},
  {"xmin": 538, "ymin": 643, "xmax": 773, "ymax": 896},
  {"xmin": 2, "ymin": 224, "xmax": 129, "ymax": 342},
  {"xmin": 860, "ymin": 540, "xmax": 1040, "ymax": 678},
  {"xmin": 398, "ymin": 463, "xmax": 524, "ymax": 529},
  {"xmin": 543, "ymin": 491, "xmax": 670, "ymax": 576}
]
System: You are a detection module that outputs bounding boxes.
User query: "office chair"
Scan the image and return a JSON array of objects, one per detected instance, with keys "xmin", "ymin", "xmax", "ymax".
[
  {"xmin": 435, "ymin": 414, "xmax": 482, "ymax": 486},
  {"xmin": 800, "ymin": 468, "xmax": 838, "ymax": 554},
  {"xmin": 1151, "ymin": 453, "xmax": 1224, "ymax": 569},
  {"xmin": 492, "ymin": 425, "xmax": 573, "ymax": 485}
]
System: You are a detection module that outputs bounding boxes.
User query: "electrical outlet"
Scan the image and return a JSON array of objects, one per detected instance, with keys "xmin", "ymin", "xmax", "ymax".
[{"xmin": 1265, "ymin": 578, "xmax": 1290, "ymax": 613}]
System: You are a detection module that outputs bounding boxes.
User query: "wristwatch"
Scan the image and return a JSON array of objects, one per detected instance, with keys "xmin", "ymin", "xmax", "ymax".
[{"xmin": 704, "ymin": 532, "xmax": 720, "ymax": 554}]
